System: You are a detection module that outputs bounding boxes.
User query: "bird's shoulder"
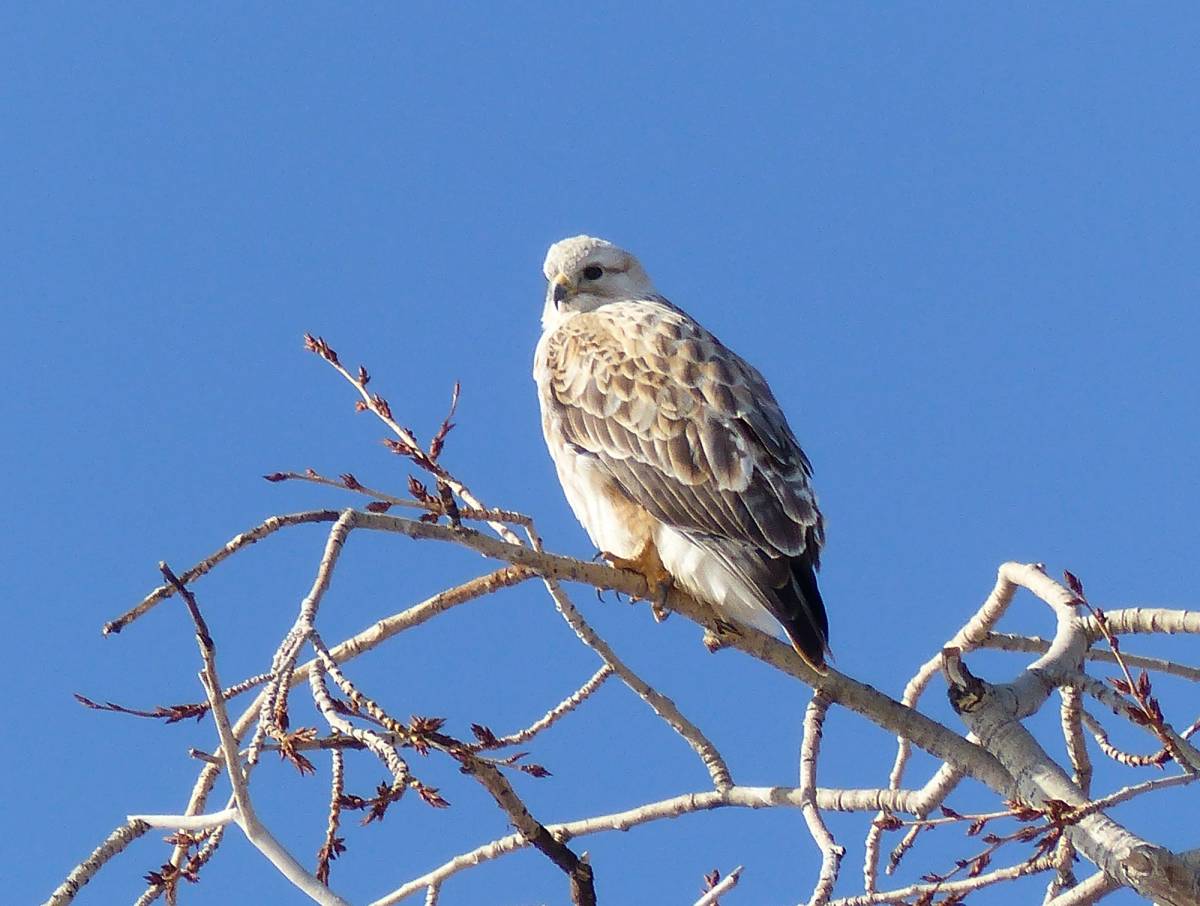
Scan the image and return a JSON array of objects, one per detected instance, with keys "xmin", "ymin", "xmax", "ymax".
[
  {"xmin": 539, "ymin": 298, "xmax": 760, "ymax": 398},
  {"xmin": 536, "ymin": 297, "xmax": 813, "ymax": 480}
]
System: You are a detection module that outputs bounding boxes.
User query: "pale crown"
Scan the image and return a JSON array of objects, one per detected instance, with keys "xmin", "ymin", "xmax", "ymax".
[{"xmin": 541, "ymin": 235, "xmax": 657, "ymax": 329}]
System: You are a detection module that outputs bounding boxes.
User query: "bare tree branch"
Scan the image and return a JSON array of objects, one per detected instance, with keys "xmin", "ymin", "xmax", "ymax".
[
  {"xmin": 694, "ymin": 866, "xmax": 743, "ymax": 906},
  {"xmin": 799, "ymin": 691, "xmax": 843, "ymax": 906},
  {"xmin": 59, "ymin": 345, "xmax": 1200, "ymax": 906}
]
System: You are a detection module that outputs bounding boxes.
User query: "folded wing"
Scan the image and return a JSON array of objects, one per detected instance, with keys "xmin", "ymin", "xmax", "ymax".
[{"xmin": 540, "ymin": 298, "xmax": 829, "ymax": 665}]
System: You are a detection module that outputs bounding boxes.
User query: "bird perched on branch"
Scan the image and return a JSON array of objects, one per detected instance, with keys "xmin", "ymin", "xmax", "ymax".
[{"xmin": 534, "ymin": 235, "xmax": 830, "ymax": 672}]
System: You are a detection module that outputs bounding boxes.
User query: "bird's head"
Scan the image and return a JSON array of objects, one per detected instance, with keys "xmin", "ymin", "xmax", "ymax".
[{"xmin": 541, "ymin": 235, "xmax": 656, "ymax": 328}]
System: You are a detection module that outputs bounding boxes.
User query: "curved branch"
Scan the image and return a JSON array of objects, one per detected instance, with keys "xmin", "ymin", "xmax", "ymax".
[
  {"xmin": 346, "ymin": 511, "xmax": 1014, "ymax": 794},
  {"xmin": 799, "ymin": 692, "xmax": 844, "ymax": 906},
  {"xmin": 542, "ymin": 577, "xmax": 733, "ymax": 790},
  {"xmin": 944, "ymin": 649, "xmax": 1200, "ymax": 905},
  {"xmin": 373, "ymin": 784, "xmax": 935, "ymax": 905},
  {"xmin": 981, "ymin": 632, "xmax": 1200, "ymax": 683}
]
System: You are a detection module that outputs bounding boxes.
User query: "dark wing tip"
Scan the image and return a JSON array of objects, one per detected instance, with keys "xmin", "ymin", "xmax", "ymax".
[{"xmin": 776, "ymin": 554, "xmax": 831, "ymax": 674}]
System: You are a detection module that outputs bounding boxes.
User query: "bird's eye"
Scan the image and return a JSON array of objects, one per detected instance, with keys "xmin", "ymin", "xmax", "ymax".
[{"xmin": 582, "ymin": 265, "xmax": 603, "ymax": 281}]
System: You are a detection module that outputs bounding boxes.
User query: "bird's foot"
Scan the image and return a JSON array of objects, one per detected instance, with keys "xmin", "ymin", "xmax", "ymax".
[
  {"xmin": 650, "ymin": 579, "xmax": 672, "ymax": 623},
  {"xmin": 600, "ymin": 548, "xmax": 674, "ymax": 617},
  {"xmin": 598, "ymin": 551, "xmax": 636, "ymax": 603},
  {"xmin": 702, "ymin": 619, "xmax": 741, "ymax": 653},
  {"xmin": 598, "ymin": 550, "xmax": 637, "ymax": 572}
]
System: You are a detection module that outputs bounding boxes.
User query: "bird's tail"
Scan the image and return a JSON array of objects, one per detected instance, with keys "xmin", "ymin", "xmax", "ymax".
[
  {"xmin": 778, "ymin": 554, "xmax": 830, "ymax": 674},
  {"xmin": 693, "ymin": 535, "xmax": 831, "ymax": 673}
]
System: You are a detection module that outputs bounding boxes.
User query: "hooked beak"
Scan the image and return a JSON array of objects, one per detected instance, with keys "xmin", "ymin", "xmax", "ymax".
[{"xmin": 551, "ymin": 272, "xmax": 574, "ymax": 305}]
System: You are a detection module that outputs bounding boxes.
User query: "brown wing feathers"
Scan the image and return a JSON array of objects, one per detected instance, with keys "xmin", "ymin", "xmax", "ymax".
[{"xmin": 545, "ymin": 300, "xmax": 829, "ymax": 666}]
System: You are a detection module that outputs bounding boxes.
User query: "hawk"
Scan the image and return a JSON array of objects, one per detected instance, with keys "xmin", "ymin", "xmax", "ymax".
[{"xmin": 533, "ymin": 235, "xmax": 830, "ymax": 672}]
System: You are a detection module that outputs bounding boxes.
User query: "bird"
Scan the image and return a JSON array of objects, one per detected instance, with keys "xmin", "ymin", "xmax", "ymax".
[{"xmin": 533, "ymin": 235, "xmax": 830, "ymax": 672}]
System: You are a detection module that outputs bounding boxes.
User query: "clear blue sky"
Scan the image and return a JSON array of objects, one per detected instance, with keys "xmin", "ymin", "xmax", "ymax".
[{"xmin": 5, "ymin": 6, "xmax": 1198, "ymax": 904}]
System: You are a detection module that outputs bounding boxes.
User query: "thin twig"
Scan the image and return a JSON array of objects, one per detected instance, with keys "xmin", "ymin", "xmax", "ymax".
[
  {"xmin": 541, "ymin": 577, "xmax": 733, "ymax": 790},
  {"xmin": 454, "ymin": 747, "xmax": 596, "ymax": 906},
  {"xmin": 266, "ymin": 469, "xmax": 535, "ymax": 529},
  {"xmin": 375, "ymin": 784, "xmax": 932, "ymax": 904},
  {"xmin": 105, "ymin": 511, "xmax": 343, "ymax": 634},
  {"xmin": 42, "ymin": 819, "xmax": 151, "ymax": 906},
  {"xmin": 316, "ymin": 749, "xmax": 345, "ymax": 886},
  {"xmin": 468, "ymin": 664, "xmax": 614, "ymax": 751},
  {"xmin": 829, "ymin": 853, "xmax": 1055, "ymax": 905}
]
